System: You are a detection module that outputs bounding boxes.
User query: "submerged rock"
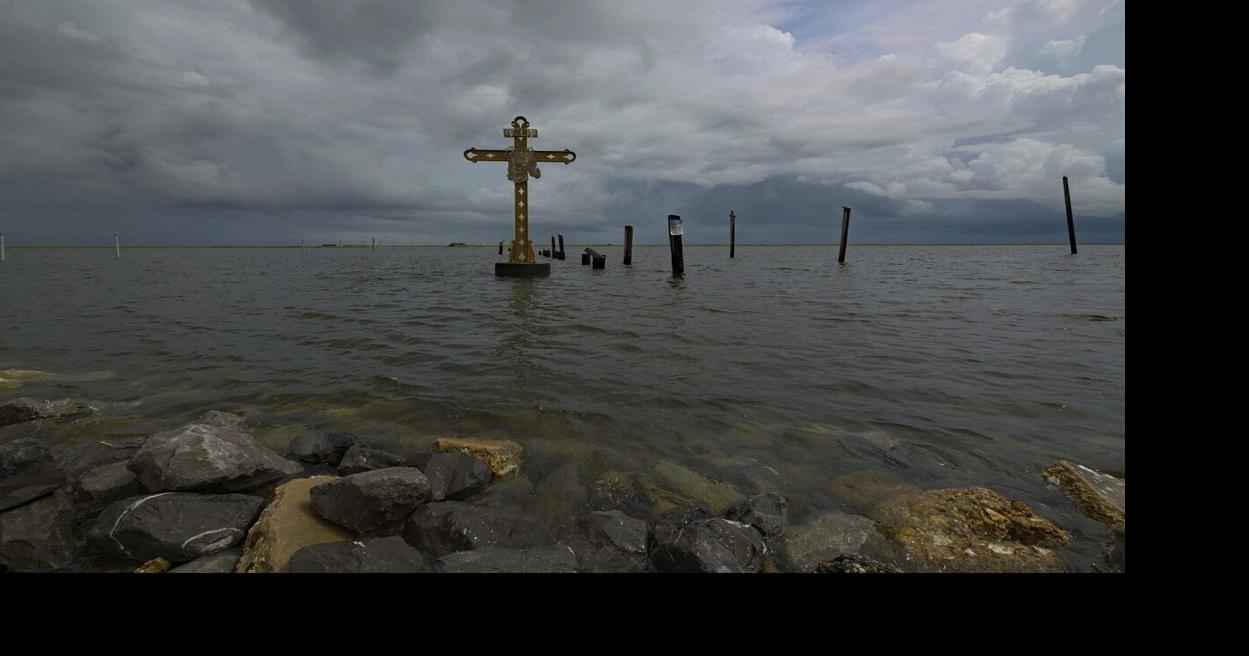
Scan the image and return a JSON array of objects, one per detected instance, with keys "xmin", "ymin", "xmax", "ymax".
[
  {"xmin": 0, "ymin": 398, "xmax": 97, "ymax": 427},
  {"xmin": 438, "ymin": 545, "xmax": 578, "ymax": 573},
  {"xmin": 559, "ymin": 510, "xmax": 648, "ymax": 572},
  {"xmin": 309, "ymin": 467, "xmax": 430, "ymax": 534},
  {"xmin": 648, "ymin": 507, "xmax": 765, "ymax": 574},
  {"xmin": 336, "ymin": 443, "xmax": 404, "ymax": 475},
  {"xmin": 87, "ymin": 492, "xmax": 264, "ymax": 562},
  {"xmin": 814, "ymin": 555, "xmax": 901, "ymax": 573},
  {"xmin": 725, "ymin": 493, "xmax": 789, "ymax": 539},
  {"xmin": 1105, "ymin": 524, "xmax": 1125, "ymax": 572},
  {"xmin": 236, "ymin": 475, "xmax": 353, "ymax": 573},
  {"xmin": 1043, "ymin": 460, "xmax": 1125, "ymax": 526},
  {"xmin": 422, "ymin": 452, "xmax": 492, "ymax": 501},
  {"xmin": 652, "ymin": 461, "xmax": 744, "ymax": 514},
  {"xmin": 877, "ymin": 487, "xmax": 1071, "ymax": 573},
  {"xmin": 779, "ymin": 511, "xmax": 881, "ymax": 573},
  {"xmin": 0, "ymin": 490, "xmax": 77, "ymax": 571},
  {"xmin": 288, "ymin": 430, "xmax": 359, "ymax": 466},
  {"xmin": 1, "ymin": 437, "xmax": 66, "ymax": 512},
  {"xmin": 432, "ymin": 437, "xmax": 522, "ymax": 478},
  {"xmin": 586, "ymin": 470, "xmax": 689, "ymax": 520},
  {"xmin": 70, "ymin": 460, "xmax": 145, "ymax": 516},
  {"xmin": 288, "ymin": 536, "xmax": 433, "ymax": 573},
  {"xmin": 170, "ymin": 547, "xmax": 243, "ymax": 573},
  {"xmin": 129, "ymin": 414, "xmax": 302, "ymax": 493},
  {"xmin": 404, "ymin": 501, "xmax": 550, "ymax": 557}
]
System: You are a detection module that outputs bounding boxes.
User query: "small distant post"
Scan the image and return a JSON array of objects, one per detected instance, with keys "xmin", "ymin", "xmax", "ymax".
[
  {"xmin": 837, "ymin": 207, "xmax": 851, "ymax": 264},
  {"xmin": 729, "ymin": 210, "xmax": 736, "ymax": 258},
  {"xmin": 1, "ymin": 233, "xmax": 5, "ymax": 262},
  {"xmin": 1063, "ymin": 176, "xmax": 1078, "ymax": 254},
  {"xmin": 114, "ymin": 234, "xmax": 121, "ymax": 259},
  {"xmin": 581, "ymin": 251, "xmax": 591, "ymax": 265},
  {"xmin": 551, "ymin": 235, "xmax": 557, "ymax": 259},
  {"xmin": 301, "ymin": 239, "xmax": 305, "ymax": 252},
  {"xmin": 372, "ymin": 237, "xmax": 376, "ymax": 251},
  {"xmin": 558, "ymin": 234, "xmax": 566, "ymax": 260},
  {"xmin": 623, "ymin": 226, "xmax": 634, "ymax": 265},
  {"xmin": 499, "ymin": 241, "xmax": 504, "ymax": 255},
  {"xmin": 668, "ymin": 214, "xmax": 684, "ymax": 276}
]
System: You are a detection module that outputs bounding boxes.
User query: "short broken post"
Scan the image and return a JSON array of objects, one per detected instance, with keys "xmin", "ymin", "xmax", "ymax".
[
  {"xmin": 499, "ymin": 241, "xmax": 504, "ymax": 255},
  {"xmin": 668, "ymin": 214, "xmax": 684, "ymax": 276},
  {"xmin": 585, "ymin": 247, "xmax": 606, "ymax": 269},
  {"xmin": 1063, "ymin": 176, "xmax": 1078, "ymax": 254},
  {"xmin": 837, "ymin": 207, "xmax": 851, "ymax": 264},
  {"xmin": 558, "ymin": 234, "xmax": 566, "ymax": 260},
  {"xmin": 581, "ymin": 251, "xmax": 591, "ymax": 265},
  {"xmin": 729, "ymin": 210, "xmax": 736, "ymax": 258},
  {"xmin": 623, "ymin": 226, "xmax": 634, "ymax": 265},
  {"xmin": 551, "ymin": 235, "xmax": 557, "ymax": 259}
]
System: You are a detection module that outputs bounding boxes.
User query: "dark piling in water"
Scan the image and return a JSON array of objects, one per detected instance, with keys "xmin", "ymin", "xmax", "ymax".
[
  {"xmin": 551, "ymin": 236, "xmax": 557, "ymax": 259},
  {"xmin": 668, "ymin": 214, "xmax": 684, "ymax": 276},
  {"xmin": 582, "ymin": 252, "xmax": 591, "ymax": 265},
  {"xmin": 1063, "ymin": 176, "xmax": 1078, "ymax": 255},
  {"xmin": 730, "ymin": 210, "xmax": 736, "ymax": 258},
  {"xmin": 623, "ymin": 226, "xmax": 633, "ymax": 265},
  {"xmin": 838, "ymin": 207, "xmax": 851, "ymax": 264},
  {"xmin": 558, "ymin": 234, "xmax": 566, "ymax": 260},
  {"xmin": 584, "ymin": 248, "xmax": 606, "ymax": 269},
  {"xmin": 498, "ymin": 241, "xmax": 504, "ymax": 255}
]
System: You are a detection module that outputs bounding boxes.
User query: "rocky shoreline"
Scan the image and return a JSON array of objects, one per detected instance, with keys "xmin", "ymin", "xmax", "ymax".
[{"xmin": 1, "ymin": 397, "xmax": 1125, "ymax": 573}]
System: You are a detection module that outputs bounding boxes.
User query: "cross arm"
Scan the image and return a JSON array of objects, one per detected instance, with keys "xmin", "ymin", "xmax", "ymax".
[
  {"xmin": 533, "ymin": 149, "xmax": 577, "ymax": 164},
  {"xmin": 464, "ymin": 148, "xmax": 509, "ymax": 163}
]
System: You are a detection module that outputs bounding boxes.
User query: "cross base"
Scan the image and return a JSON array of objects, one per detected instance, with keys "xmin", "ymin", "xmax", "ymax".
[{"xmin": 495, "ymin": 262, "xmax": 551, "ymax": 278}]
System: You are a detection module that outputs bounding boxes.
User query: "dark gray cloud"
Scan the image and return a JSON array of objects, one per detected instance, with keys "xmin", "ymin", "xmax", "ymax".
[{"xmin": 0, "ymin": 0, "xmax": 1124, "ymax": 246}]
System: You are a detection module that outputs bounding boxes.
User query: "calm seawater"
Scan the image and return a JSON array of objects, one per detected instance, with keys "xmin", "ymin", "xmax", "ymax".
[{"xmin": 0, "ymin": 245, "xmax": 1124, "ymax": 570}]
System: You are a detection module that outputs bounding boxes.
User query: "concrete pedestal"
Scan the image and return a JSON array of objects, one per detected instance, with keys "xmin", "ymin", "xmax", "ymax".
[{"xmin": 495, "ymin": 262, "xmax": 550, "ymax": 278}]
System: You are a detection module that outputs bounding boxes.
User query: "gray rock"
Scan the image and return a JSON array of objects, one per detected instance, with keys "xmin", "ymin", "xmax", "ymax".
[
  {"xmin": 0, "ymin": 490, "xmax": 77, "ymax": 571},
  {"xmin": 169, "ymin": 547, "xmax": 243, "ymax": 573},
  {"xmin": 559, "ymin": 510, "xmax": 648, "ymax": 572},
  {"xmin": 70, "ymin": 460, "xmax": 145, "ymax": 516},
  {"xmin": 288, "ymin": 430, "xmax": 358, "ymax": 465},
  {"xmin": 309, "ymin": 467, "xmax": 430, "ymax": 534},
  {"xmin": 779, "ymin": 510, "xmax": 880, "ymax": 572},
  {"xmin": 1106, "ymin": 523, "xmax": 1125, "ymax": 572},
  {"xmin": 422, "ymin": 452, "xmax": 492, "ymax": 501},
  {"xmin": 437, "ymin": 545, "xmax": 578, "ymax": 573},
  {"xmin": 87, "ymin": 492, "xmax": 264, "ymax": 562},
  {"xmin": 649, "ymin": 508, "xmax": 765, "ymax": 573},
  {"xmin": 1, "ymin": 437, "xmax": 66, "ymax": 511},
  {"xmin": 336, "ymin": 443, "xmax": 404, "ymax": 475},
  {"xmin": 404, "ymin": 501, "xmax": 551, "ymax": 557},
  {"xmin": 813, "ymin": 554, "xmax": 901, "ymax": 573},
  {"xmin": 288, "ymin": 536, "xmax": 433, "ymax": 573},
  {"xmin": 0, "ymin": 398, "xmax": 96, "ymax": 427},
  {"xmin": 648, "ymin": 505, "xmax": 713, "ymax": 552},
  {"xmin": 725, "ymin": 493, "xmax": 789, "ymax": 539},
  {"xmin": 197, "ymin": 411, "xmax": 247, "ymax": 430},
  {"xmin": 129, "ymin": 417, "xmax": 302, "ymax": 492},
  {"xmin": 57, "ymin": 438, "xmax": 145, "ymax": 480}
]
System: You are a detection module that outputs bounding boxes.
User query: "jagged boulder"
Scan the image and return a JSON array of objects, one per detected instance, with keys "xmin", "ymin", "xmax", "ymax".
[
  {"xmin": 69, "ymin": 460, "xmax": 145, "ymax": 516},
  {"xmin": 437, "ymin": 545, "xmax": 578, "ymax": 573},
  {"xmin": 309, "ymin": 468, "xmax": 430, "ymax": 534},
  {"xmin": 129, "ymin": 414, "xmax": 302, "ymax": 492},
  {"xmin": 236, "ymin": 475, "xmax": 353, "ymax": 573},
  {"xmin": 559, "ymin": 510, "xmax": 648, "ymax": 572},
  {"xmin": 87, "ymin": 492, "xmax": 264, "ymax": 562},
  {"xmin": 725, "ymin": 493, "xmax": 789, "ymax": 539},
  {"xmin": 404, "ymin": 501, "xmax": 550, "ymax": 557},
  {"xmin": 1043, "ymin": 460, "xmax": 1125, "ymax": 525},
  {"xmin": 0, "ymin": 398, "xmax": 96, "ymax": 427},
  {"xmin": 0, "ymin": 490, "xmax": 77, "ymax": 571},
  {"xmin": 1, "ymin": 437, "xmax": 65, "ymax": 511},
  {"xmin": 288, "ymin": 536, "xmax": 433, "ymax": 573},
  {"xmin": 432, "ymin": 437, "xmax": 522, "ymax": 477},
  {"xmin": 648, "ymin": 506, "xmax": 764, "ymax": 573}
]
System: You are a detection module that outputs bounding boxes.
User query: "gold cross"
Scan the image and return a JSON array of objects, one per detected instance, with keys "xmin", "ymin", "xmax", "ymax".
[{"xmin": 464, "ymin": 116, "xmax": 576, "ymax": 264}]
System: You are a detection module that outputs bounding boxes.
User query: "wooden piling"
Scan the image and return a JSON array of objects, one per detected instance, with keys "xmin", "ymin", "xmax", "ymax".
[
  {"xmin": 558, "ymin": 234, "xmax": 566, "ymax": 260},
  {"xmin": 837, "ymin": 207, "xmax": 851, "ymax": 264},
  {"xmin": 582, "ymin": 252, "xmax": 591, "ymax": 265},
  {"xmin": 668, "ymin": 214, "xmax": 684, "ymax": 276},
  {"xmin": 1, "ymin": 233, "xmax": 5, "ymax": 262},
  {"xmin": 729, "ymin": 210, "xmax": 736, "ymax": 258},
  {"xmin": 623, "ymin": 226, "xmax": 634, "ymax": 265},
  {"xmin": 114, "ymin": 234, "xmax": 120, "ymax": 259},
  {"xmin": 1063, "ymin": 176, "xmax": 1078, "ymax": 254},
  {"xmin": 585, "ymin": 248, "xmax": 606, "ymax": 269},
  {"xmin": 499, "ymin": 241, "xmax": 504, "ymax": 255},
  {"xmin": 551, "ymin": 236, "xmax": 557, "ymax": 259}
]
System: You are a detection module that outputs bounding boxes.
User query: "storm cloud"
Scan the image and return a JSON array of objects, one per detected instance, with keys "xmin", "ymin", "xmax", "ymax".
[{"xmin": 0, "ymin": 0, "xmax": 1124, "ymax": 245}]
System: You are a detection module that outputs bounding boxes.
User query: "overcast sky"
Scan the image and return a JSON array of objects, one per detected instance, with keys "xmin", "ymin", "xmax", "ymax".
[{"xmin": 0, "ymin": 0, "xmax": 1124, "ymax": 246}]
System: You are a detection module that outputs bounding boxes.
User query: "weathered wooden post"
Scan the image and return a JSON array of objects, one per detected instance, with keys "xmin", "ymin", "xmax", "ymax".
[
  {"xmin": 623, "ymin": 226, "xmax": 634, "ymax": 265},
  {"xmin": 729, "ymin": 210, "xmax": 736, "ymax": 258},
  {"xmin": 581, "ymin": 251, "xmax": 591, "ymax": 265},
  {"xmin": 585, "ymin": 248, "xmax": 606, "ymax": 269},
  {"xmin": 837, "ymin": 207, "xmax": 851, "ymax": 264},
  {"xmin": 372, "ymin": 237, "xmax": 376, "ymax": 251},
  {"xmin": 1063, "ymin": 176, "xmax": 1078, "ymax": 254},
  {"xmin": 558, "ymin": 234, "xmax": 566, "ymax": 260},
  {"xmin": 668, "ymin": 214, "xmax": 684, "ymax": 276},
  {"xmin": 551, "ymin": 235, "xmax": 557, "ymax": 259},
  {"xmin": 114, "ymin": 234, "xmax": 121, "ymax": 259},
  {"xmin": 499, "ymin": 241, "xmax": 504, "ymax": 255}
]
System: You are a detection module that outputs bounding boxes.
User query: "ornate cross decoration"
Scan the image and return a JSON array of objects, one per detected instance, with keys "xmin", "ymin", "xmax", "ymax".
[{"xmin": 464, "ymin": 116, "xmax": 576, "ymax": 264}]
